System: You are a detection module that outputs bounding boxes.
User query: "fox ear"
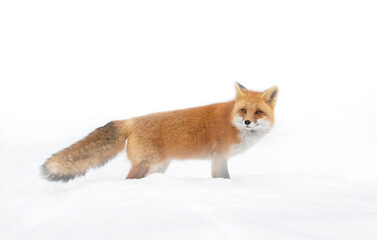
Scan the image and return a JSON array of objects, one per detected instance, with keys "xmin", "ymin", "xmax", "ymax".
[
  {"xmin": 263, "ymin": 86, "xmax": 279, "ymax": 108},
  {"xmin": 235, "ymin": 82, "xmax": 247, "ymax": 100}
]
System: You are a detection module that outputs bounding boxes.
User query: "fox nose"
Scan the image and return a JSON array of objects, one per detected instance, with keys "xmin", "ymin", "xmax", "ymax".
[{"xmin": 244, "ymin": 120, "xmax": 251, "ymax": 125}]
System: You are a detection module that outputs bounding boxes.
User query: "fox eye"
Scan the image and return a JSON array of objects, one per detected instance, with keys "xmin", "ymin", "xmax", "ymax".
[
  {"xmin": 241, "ymin": 108, "xmax": 247, "ymax": 113},
  {"xmin": 255, "ymin": 110, "xmax": 263, "ymax": 114}
]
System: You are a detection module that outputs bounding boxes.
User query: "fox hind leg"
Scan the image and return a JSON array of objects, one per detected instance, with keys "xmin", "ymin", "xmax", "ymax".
[
  {"xmin": 125, "ymin": 144, "xmax": 163, "ymax": 179},
  {"xmin": 126, "ymin": 160, "xmax": 151, "ymax": 179},
  {"xmin": 147, "ymin": 161, "xmax": 170, "ymax": 176}
]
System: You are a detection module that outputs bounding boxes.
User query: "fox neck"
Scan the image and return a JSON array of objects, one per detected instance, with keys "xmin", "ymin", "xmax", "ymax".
[{"xmin": 229, "ymin": 117, "xmax": 266, "ymax": 157}]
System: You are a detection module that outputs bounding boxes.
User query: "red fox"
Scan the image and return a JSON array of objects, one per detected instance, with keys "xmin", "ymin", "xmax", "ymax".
[{"xmin": 41, "ymin": 83, "xmax": 278, "ymax": 181}]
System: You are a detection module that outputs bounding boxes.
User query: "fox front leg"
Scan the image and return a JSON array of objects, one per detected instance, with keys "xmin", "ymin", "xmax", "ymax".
[{"xmin": 211, "ymin": 152, "xmax": 230, "ymax": 179}]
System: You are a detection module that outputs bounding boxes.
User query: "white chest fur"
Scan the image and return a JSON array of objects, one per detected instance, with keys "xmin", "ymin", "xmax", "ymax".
[
  {"xmin": 229, "ymin": 117, "xmax": 269, "ymax": 157},
  {"xmin": 229, "ymin": 131, "xmax": 264, "ymax": 157}
]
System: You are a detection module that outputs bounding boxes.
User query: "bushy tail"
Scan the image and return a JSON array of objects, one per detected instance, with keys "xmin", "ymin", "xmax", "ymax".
[{"xmin": 41, "ymin": 120, "xmax": 129, "ymax": 182}]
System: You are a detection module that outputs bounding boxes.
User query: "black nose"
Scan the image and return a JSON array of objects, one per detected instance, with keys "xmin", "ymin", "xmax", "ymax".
[{"xmin": 244, "ymin": 120, "xmax": 251, "ymax": 125}]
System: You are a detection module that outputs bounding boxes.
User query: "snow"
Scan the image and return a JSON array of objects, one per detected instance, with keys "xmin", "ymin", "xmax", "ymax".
[{"xmin": 1, "ymin": 0, "xmax": 377, "ymax": 239}]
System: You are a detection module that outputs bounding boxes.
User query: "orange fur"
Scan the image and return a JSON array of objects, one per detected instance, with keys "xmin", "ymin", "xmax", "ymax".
[{"xmin": 41, "ymin": 83, "xmax": 278, "ymax": 181}]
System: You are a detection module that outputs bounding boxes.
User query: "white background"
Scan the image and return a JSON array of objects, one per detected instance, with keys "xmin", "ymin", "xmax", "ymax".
[{"xmin": 1, "ymin": 1, "xmax": 377, "ymax": 239}]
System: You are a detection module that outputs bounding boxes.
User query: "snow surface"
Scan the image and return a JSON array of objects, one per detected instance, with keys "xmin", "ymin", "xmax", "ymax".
[{"xmin": 1, "ymin": 0, "xmax": 377, "ymax": 239}]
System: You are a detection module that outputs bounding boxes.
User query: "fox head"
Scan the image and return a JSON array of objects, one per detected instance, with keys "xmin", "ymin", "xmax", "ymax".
[{"xmin": 232, "ymin": 82, "xmax": 279, "ymax": 134}]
